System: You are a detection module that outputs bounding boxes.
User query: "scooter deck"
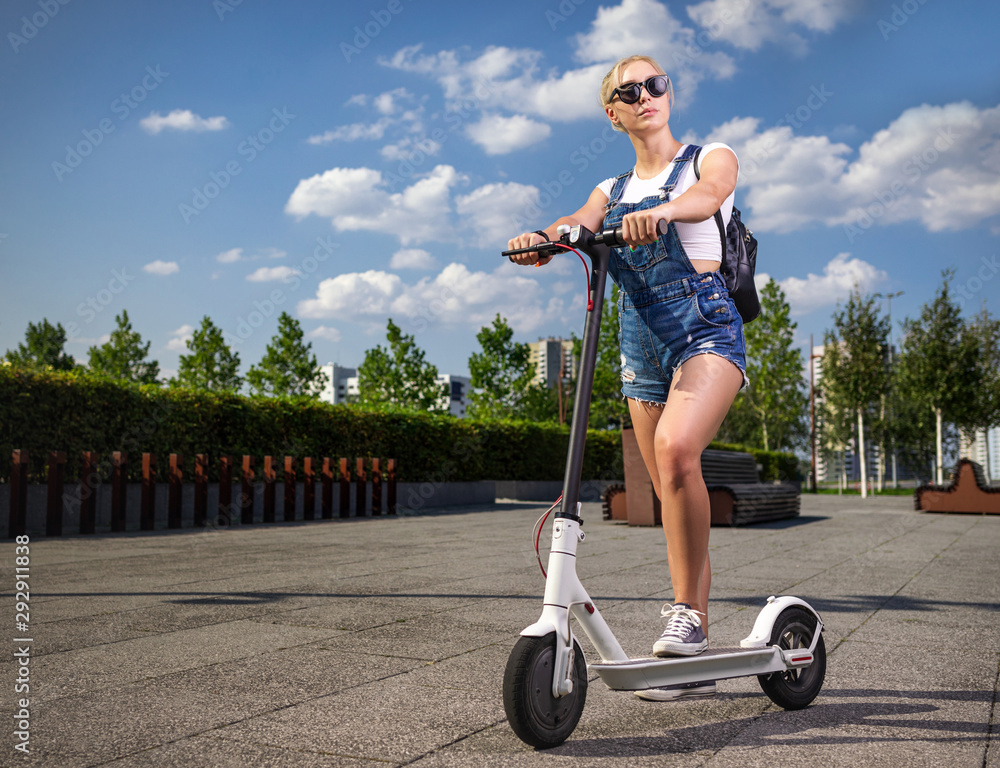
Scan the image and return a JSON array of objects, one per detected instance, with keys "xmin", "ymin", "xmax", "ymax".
[{"xmin": 589, "ymin": 646, "xmax": 813, "ymax": 691}]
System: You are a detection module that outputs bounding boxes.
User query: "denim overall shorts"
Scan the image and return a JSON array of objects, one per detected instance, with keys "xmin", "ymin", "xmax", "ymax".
[{"xmin": 603, "ymin": 144, "xmax": 747, "ymax": 404}]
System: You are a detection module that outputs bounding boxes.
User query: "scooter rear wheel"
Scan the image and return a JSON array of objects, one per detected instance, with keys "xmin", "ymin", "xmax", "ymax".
[
  {"xmin": 503, "ymin": 632, "xmax": 588, "ymax": 749},
  {"xmin": 757, "ymin": 606, "xmax": 826, "ymax": 710}
]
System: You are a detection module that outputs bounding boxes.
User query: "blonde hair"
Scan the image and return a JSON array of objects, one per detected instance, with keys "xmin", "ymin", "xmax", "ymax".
[{"xmin": 600, "ymin": 55, "xmax": 673, "ymax": 133}]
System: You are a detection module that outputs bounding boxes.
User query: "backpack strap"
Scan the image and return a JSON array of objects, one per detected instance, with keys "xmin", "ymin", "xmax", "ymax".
[{"xmin": 693, "ymin": 146, "xmax": 728, "ymax": 261}]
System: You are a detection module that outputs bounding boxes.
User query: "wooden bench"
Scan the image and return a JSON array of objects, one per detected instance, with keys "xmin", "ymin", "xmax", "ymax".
[
  {"xmin": 915, "ymin": 459, "xmax": 1000, "ymax": 514},
  {"xmin": 609, "ymin": 430, "xmax": 800, "ymax": 526},
  {"xmin": 702, "ymin": 449, "xmax": 800, "ymax": 526}
]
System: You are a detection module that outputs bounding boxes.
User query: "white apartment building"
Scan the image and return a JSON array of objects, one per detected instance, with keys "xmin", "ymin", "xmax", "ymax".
[
  {"xmin": 316, "ymin": 363, "xmax": 470, "ymax": 417},
  {"xmin": 315, "ymin": 364, "xmax": 356, "ymax": 405},
  {"xmin": 959, "ymin": 427, "xmax": 1000, "ymax": 484}
]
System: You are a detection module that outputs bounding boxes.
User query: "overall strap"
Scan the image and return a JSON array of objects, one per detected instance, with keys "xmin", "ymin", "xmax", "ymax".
[
  {"xmin": 603, "ymin": 169, "xmax": 633, "ymax": 211},
  {"xmin": 658, "ymin": 143, "xmax": 700, "ymax": 201}
]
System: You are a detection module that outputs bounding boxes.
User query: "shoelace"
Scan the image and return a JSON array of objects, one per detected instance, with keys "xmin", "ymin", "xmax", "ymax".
[{"xmin": 660, "ymin": 604, "xmax": 705, "ymax": 638}]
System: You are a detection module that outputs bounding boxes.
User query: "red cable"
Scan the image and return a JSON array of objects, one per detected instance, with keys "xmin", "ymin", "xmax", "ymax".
[
  {"xmin": 547, "ymin": 244, "xmax": 594, "ymax": 311},
  {"xmin": 534, "ymin": 495, "xmax": 563, "ymax": 578}
]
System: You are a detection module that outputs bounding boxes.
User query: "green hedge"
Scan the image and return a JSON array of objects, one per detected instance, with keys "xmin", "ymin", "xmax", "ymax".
[
  {"xmin": 0, "ymin": 368, "xmax": 795, "ymax": 484},
  {"xmin": 0, "ymin": 368, "xmax": 621, "ymax": 484}
]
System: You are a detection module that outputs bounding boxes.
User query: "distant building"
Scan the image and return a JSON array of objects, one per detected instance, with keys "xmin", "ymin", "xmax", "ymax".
[
  {"xmin": 528, "ymin": 338, "xmax": 577, "ymax": 388},
  {"xmin": 436, "ymin": 374, "xmax": 470, "ymax": 418},
  {"xmin": 316, "ymin": 363, "xmax": 470, "ymax": 418},
  {"xmin": 316, "ymin": 364, "xmax": 356, "ymax": 405},
  {"xmin": 959, "ymin": 427, "xmax": 1000, "ymax": 484}
]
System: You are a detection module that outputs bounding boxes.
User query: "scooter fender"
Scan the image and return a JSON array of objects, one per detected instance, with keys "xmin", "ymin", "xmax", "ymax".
[
  {"xmin": 520, "ymin": 604, "xmax": 571, "ymax": 644},
  {"xmin": 740, "ymin": 595, "xmax": 823, "ymax": 649}
]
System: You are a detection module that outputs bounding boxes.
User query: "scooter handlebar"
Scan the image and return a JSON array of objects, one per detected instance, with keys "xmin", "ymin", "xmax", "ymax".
[{"xmin": 501, "ymin": 220, "xmax": 667, "ymax": 260}]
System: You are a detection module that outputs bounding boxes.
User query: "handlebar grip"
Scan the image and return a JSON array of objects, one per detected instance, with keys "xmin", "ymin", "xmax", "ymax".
[{"xmin": 602, "ymin": 218, "xmax": 668, "ymax": 247}]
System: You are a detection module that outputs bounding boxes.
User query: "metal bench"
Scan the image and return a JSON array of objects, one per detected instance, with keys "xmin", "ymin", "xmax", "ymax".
[
  {"xmin": 701, "ymin": 449, "xmax": 800, "ymax": 526},
  {"xmin": 915, "ymin": 459, "xmax": 1000, "ymax": 514}
]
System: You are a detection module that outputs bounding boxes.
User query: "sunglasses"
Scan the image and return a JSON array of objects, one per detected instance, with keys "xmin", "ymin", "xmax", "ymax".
[{"xmin": 611, "ymin": 75, "xmax": 670, "ymax": 105}]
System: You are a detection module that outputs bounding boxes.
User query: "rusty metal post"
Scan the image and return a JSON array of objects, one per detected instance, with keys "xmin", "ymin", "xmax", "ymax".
[
  {"xmin": 79, "ymin": 451, "xmax": 98, "ymax": 535},
  {"xmin": 46, "ymin": 451, "xmax": 66, "ymax": 537},
  {"xmin": 303, "ymin": 457, "xmax": 315, "ymax": 521},
  {"xmin": 387, "ymin": 458, "xmax": 397, "ymax": 516},
  {"xmin": 355, "ymin": 457, "xmax": 366, "ymax": 517},
  {"xmin": 218, "ymin": 455, "xmax": 233, "ymax": 527},
  {"xmin": 194, "ymin": 454, "xmax": 208, "ymax": 528},
  {"xmin": 110, "ymin": 451, "xmax": 127, "ymax": 533},
  {"xmin": 284, "ymin": 456, "xmax": 296, "ymax": 522},
  {"xmin": 168, "ymin": 454, "xmax": 183, "ymax": 529},
  {"xmin": 371, "ymin": 458, "xmax": 382, "ymax": 516},
  {"xmin": 141, "ymin": 453, "xmax": 157, "ymax": 531},
  {"xmin": 240, "ymin": 455, "xmax": 255, "ymax": 525},
  {"xmin": 321, "ymin": 457, "xmax": 333, "ymax": 519},
  {"xmin": 339, "ymin": 458, "xmax": 350, "ymax": 518},
  {"xmin": 263, "ymin": 456, "xmax": 275, "ymax": 523},
  {"xmin": 9, "ymin": 450, "xmax": 28, "ymax": 539}
]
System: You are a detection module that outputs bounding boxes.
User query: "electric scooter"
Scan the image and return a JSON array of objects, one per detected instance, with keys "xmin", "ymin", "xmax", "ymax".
[{"xmin": 499, "ymin": 223, "xmax": 826, "ymax": 749}]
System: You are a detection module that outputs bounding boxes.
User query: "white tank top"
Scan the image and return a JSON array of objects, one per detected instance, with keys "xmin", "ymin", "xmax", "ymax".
[{"xmin": 596, "ymin": 143, "xmax": 738, "ymax": 262}]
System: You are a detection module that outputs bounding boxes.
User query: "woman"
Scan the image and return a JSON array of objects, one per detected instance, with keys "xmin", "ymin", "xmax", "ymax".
[{"xmin": 507, "ymin": 54, "xmax": 746, "ymax": 701}]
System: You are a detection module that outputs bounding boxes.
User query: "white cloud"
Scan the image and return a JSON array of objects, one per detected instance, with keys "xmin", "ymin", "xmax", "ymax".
[
  {"xmin": 308, "ymin": 88, "xmax": 425, "ymax": 147},
  {"xmin": 455, "ymin": 182, "xmax": 540, "ymax": 248},
  {"xmin": 390, "ymin": 248, "xmax": 438, "ymax": 270},
  {"xmin": 308, "ymin": 120, "xmax": 391, "ymax": 144},
  {"xmin": 141, "ymin": 109, "xmax": 229, "ymax": 135},
  {"xmin": 383, "ymin": 44, "xmax": 602, "ymax": 124},
  {"xmin": 308, "ymin": 325, "xmax": 343, "ymax": 342},
  {"xmin": 466, "ymin": 114, "xmax": 552, "ymax": 155},
  {"xmin": 298, "ymin": 270, "xmax": 403, "ymax": 319},
  {"xmin": 573, "ymin": 0, "xmax": 736, "ymax": 104},
  {"xmin": 297, "ymin": 262, "xmax": 556, "ymax": 334},
  {"xmin": 686, "ymin": 101, "xmax": 1000, "ymax": 234},
  {"xmin": 143, "ymin": 260, "xmax": 179, "ymax": 276},
  {"xmin": 686, "ymin": 0, "xmax": 860, "ymax": 53},
  {"xmin": 166, "ymin": 324, "xmax": 195, "ymax": 351},
  {"xmin": 246, "ymin": 266, "xmax": 301, "ymax": 282},
  {"xmin": 216, "ymin": 248, "xmax": 243, "ymax": 263},
  {"xmin": 763, "ymin": 253, "xmax": 888, "ymax": 316},
  {"xmin": 380, "ymin": 136, "xmax": 442, "ymax": 162},
  {"xmin": 285, "ymin": 164, "xmax": 464, "ymax": 246}
]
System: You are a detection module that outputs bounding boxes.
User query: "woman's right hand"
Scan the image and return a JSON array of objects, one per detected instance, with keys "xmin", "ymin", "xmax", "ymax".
[{"xmin": 506, "ymin": 231, "xmax": 553, "ymax": 266}]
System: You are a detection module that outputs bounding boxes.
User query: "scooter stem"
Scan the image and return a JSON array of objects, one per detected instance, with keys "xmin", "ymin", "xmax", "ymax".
[{"xmin": 558, "ymin": 228, "xmax": 611, "ymax": 520}]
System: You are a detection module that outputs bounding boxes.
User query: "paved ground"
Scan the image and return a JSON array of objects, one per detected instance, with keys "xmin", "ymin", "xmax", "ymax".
[{"xmin": 2, "ymin": 494, "xmax": 998, "ymax": 767}]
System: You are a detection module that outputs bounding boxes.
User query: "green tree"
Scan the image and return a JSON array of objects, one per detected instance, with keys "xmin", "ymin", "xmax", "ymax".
[
  {"xmin": 894, "ymin": 273, "xmax": 978, "ymax": 483},
  {"xmin": 173, "ymin": 316, "xmax": 242, "ymax": 392},
  {"xmin": 821, "ymin": 289, "xmax": 890, "ymax": 497},
  {"xmin": 589, "ymin": 286, "xmax": 630, "ymax": 429},
  {"xmin": 87, "ymin": 310, "xmax": 159, "ymax": 384},
  {"xmin": 467, "ymin": 314, "xmax": 536, "ymax": 419},
  {"xmin": 954, "ymin": 305, "xmax": 1000, "ymax": 479},
  {"xmin": 732, "ymin": 279, "xmax": 807, "ymax": 451},
  {"xmin": 246, "ymin": 312, "xmax": 326, "ymax": 397},
  {"xmin": 5, "ymin": 319, "xmax": 75, "ymax": 370},
  {"xmin": 357, "ymin": 318, "xmax": 447, "ymax": 412}
]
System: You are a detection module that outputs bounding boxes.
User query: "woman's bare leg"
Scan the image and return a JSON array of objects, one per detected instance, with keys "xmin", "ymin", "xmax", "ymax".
[{"xmin": 627, "ymin": 354, "xmax": 742, "ymax": 639}]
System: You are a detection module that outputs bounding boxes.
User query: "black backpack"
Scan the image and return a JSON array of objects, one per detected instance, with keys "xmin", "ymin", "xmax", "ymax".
[{"xmin": 694, "ymin": 147, "xmax": 760, "ymax": 323}]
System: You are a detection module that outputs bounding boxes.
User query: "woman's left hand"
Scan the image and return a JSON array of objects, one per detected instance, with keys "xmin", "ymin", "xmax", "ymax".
[{"xmin": 620, "ymin": 204, "xmax": 672, "ymax": 247}]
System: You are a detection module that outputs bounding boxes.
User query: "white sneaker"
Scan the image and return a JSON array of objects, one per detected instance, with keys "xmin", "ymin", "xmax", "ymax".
[
  {"xmin": 634, "ymin": 680, "xmax": 717, "ymax": 701},
  {"xmin": 652, "ymin": 603, "xmax": 708, "ymax": 657}
]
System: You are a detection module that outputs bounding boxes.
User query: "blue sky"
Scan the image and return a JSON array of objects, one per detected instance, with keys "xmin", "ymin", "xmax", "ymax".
[{"xmin": 2, "ymin": 0, "xmax": 999, "ymax": 382}]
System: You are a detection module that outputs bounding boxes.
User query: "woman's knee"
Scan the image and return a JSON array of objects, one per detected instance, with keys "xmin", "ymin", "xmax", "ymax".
[{"xmin": 654, "ymin": 435, "xmax": 702, "ymax": 487}]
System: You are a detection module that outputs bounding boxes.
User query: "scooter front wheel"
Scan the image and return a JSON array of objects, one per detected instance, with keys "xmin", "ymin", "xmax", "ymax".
[
  {"xmin": 757, "ymin": 606, "xmax": 826, "ymax": 710},
  {"xmin": 503, "ymin": 632, "xmax": 587, "ymax": 749}
]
